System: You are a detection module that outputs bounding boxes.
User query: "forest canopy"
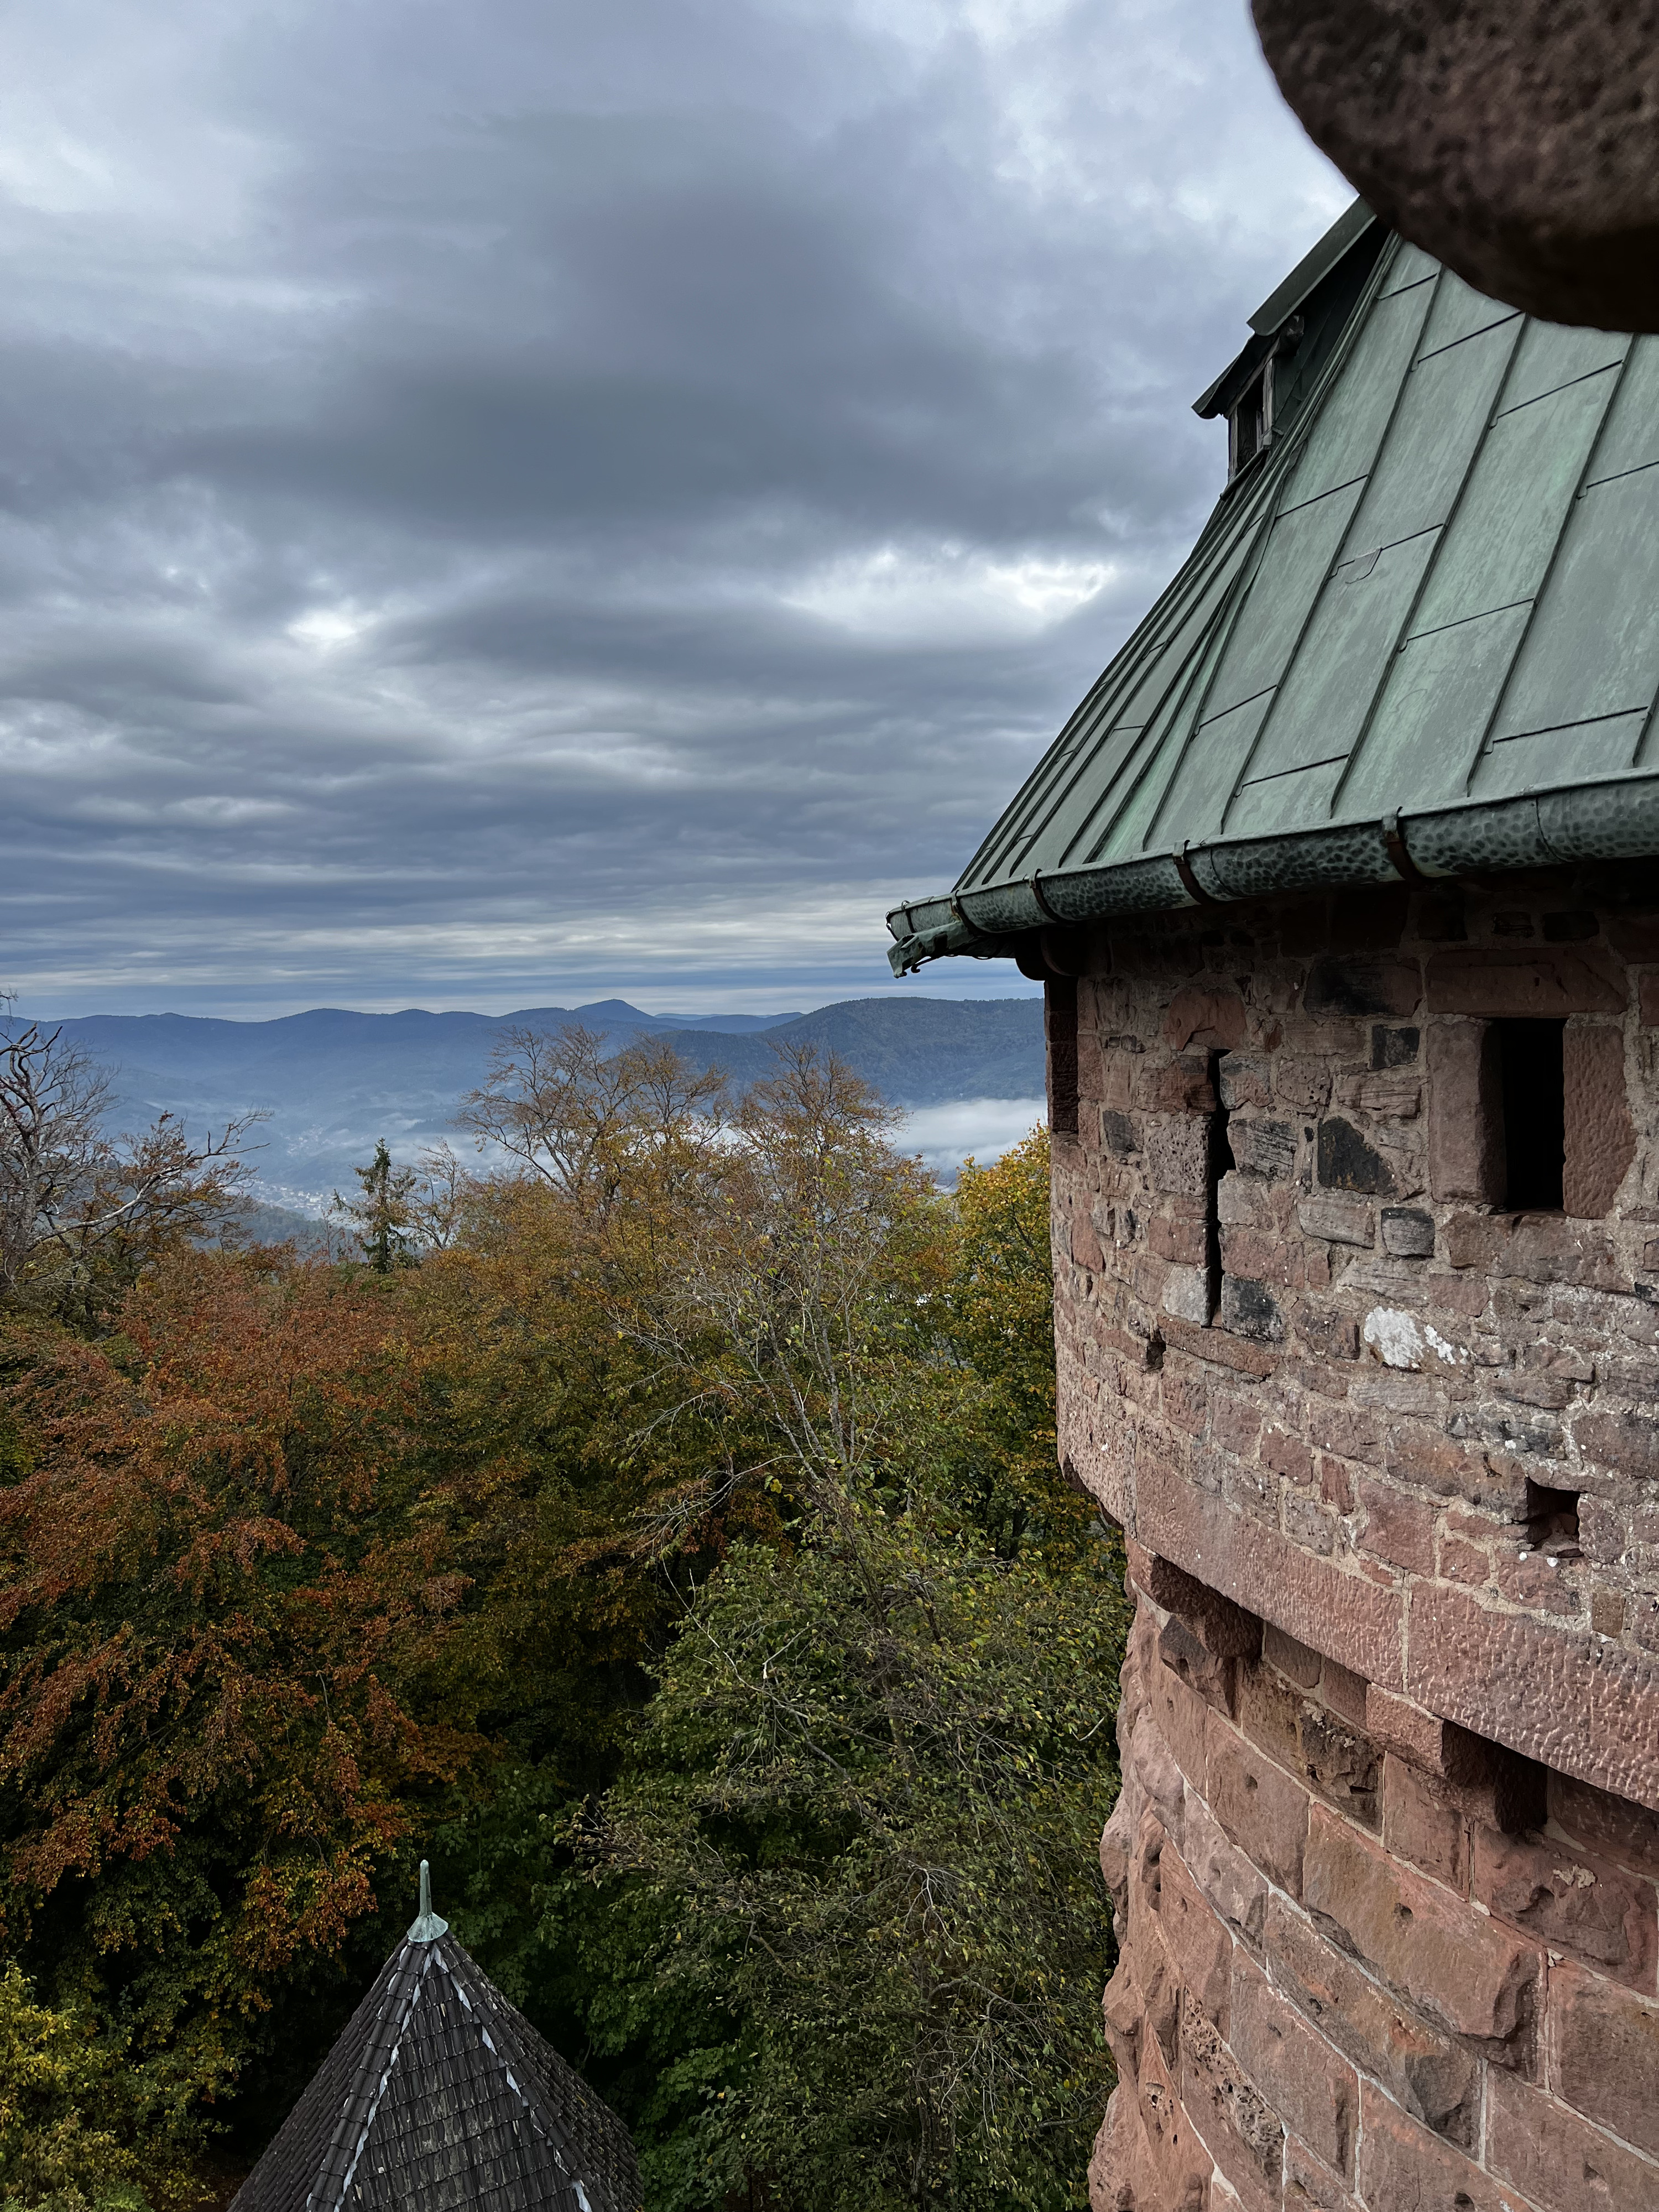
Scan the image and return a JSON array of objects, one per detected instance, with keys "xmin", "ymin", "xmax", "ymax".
[{"xmin": 0, "ymin": 1027, "xmax": 1126, "ymax": 2212}]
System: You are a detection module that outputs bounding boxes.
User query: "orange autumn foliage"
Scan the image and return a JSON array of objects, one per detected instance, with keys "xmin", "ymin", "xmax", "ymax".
[{"xmin": 0, "ymin": 1249, "xmax": 478, "ymax": 2070}]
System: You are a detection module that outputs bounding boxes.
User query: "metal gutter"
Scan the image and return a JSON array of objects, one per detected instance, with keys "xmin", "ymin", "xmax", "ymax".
[{"xmin": 884, "ymin": 773, "xmax": 1659, "ymax": 974}]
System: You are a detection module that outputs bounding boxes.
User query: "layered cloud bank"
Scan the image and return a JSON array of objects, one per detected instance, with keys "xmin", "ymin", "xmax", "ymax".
[{"xmin": 0, "ymin": 0, "xmax": 1345, "ymax": 1017}]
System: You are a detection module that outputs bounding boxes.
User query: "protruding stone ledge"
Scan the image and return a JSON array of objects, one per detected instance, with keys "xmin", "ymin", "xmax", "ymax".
[{"xmin": 1406, "ymin": 1584, "xmax": 1659, "ymax": 1815}]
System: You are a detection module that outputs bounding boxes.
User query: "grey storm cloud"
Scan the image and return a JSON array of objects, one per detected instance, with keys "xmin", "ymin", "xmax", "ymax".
[{"xmin": 0, "ymin": 0, "xmax": 1347, "ymax": 1017}]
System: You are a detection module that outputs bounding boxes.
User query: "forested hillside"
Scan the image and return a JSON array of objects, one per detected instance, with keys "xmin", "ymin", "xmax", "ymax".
[
  {"xmin": 27, "ymin": 998, "xmax": 1046, "ymax": 1218},
  {"xmin": 0, "ymin": 1023, "xmax": 1124, "ymax": 2212}
]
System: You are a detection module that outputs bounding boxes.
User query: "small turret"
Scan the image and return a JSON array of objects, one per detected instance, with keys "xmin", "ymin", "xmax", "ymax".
[{"xmin": 230, "ymin": 1865, "xmax": 639, "ymax": 2212}]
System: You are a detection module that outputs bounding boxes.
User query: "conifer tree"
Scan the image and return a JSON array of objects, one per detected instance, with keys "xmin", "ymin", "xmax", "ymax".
[{"xmin": 334, "ymin": 1139, "xmax": 418, "ymax": 1270}]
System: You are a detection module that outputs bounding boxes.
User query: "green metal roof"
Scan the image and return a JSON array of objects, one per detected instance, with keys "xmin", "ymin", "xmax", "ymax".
[{"xmin": 887, "ymin": 212, "xmax": 1659, "ymax": 974}]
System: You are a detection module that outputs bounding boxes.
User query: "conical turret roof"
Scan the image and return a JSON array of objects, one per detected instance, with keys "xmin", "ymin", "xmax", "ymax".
[
  {"xmin": 230, "ymin": 1868, "xmax": 639, "ymax": 2212},
  {"xmin": 888, "ymin": 206, "xmax": 1659, "ymax": 973}
]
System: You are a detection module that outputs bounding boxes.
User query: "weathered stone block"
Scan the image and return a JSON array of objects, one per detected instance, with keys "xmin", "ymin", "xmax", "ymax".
[
  {"xmin": 1134, "ymin": 1448, "xmax": 1407, "ymax": 1687},
  {"xmin": 1296, "ymin": 1305, "xmax": 1361, "ymax": 1359},
  {"xmin": 1575, "ymin": 1407, "xmax": 1659, "ymax": 1483},
  {"xmin": 1444, "ymin": 1211, "xmax": 1627, "ymax": 1289},
  {"xmin": 1261, "ymin": 1426, "xmax": 1314, "ymax": 1485},
  {"xmin": 1150, "ymin": 1213, "xmax": 1207, "ymax": 1266},
  {"xmin": 1160, "ymin": 1614, "xmax": 1235, "ymax": 1714},
  {"xmin": 1297, "ymin": 1192, "xmax": 1374, "ymax": 1246},
  {"xmin": 1229, "ymin": 1949, "xmax": 1357, "ymax": 2182},
  {"xmin": 1550, "ymin": 1771, "xmax": 1659, "ymax": 1880},
  {"xmin": 1486, "ymin": 2066, "xmax": 1659, "ymax": 2212},
  {"xmin": 1355, "ymin": 2081, "xmax": 1519, "ymax": 2212},
  {"xmin": 1262, "ymin": 1893, "xmax": 1479, "ymax": 2148},
  {"xmin": 1182, "ymin": 1786, "xmax": 1270, "ymax": 1946},
  {"xmin": 1143, "ymin": 1114, "xmax": 1209, "ymax": 1195},
  {"xmin": 1425, "ymin": 947, "xmax": 1624, "ymax": 1016},
  {"xmin": 1303, "ymin": 956, "xmax": 1422, "ymax": 1019},
  {"xmin": 1178, "ymin": 1987, "xmax": 1284, "ymax": 2212},
  {"xmin": 1157, "ymin": 1839, "xmax": 1234, "ymax": 2030},
  {"xmin": 1406, "ymin": 1585, "xmax": 1659, "ymax": 1813},
  {"xmin": 1157, "ymin": 1312, "xmax": 1278, "ymax": 1377},
  {"xmin": 1132, "ymin": 1543, "xmax": 1264, "ymax": 1661},
  {"xmin": 1149, "ymin": 1651, "xmax": 1210, "ymax": 1792},
  {"xmin": 1275, "ymin": 1055, "xmax": 1331, "ymax": 1113},
  {"xmin": 1264, "ymin": 1623, "xmax": 1323, "ymax": 1688},
  {"xmin": 1371, "ymin": 1023, "xmax": 1420, "ymax": 1069},
  {"xmin": 1381, "ymin": 1756, "xmax": 1468, "ymax": 1894},
  {"xmin": 1230, "ymin": 1115, "xmax": 1298, "ymax": 1180},
  {"xmin": 1160, "ymin": 1263, "xmax": 1209, "ymax": 1326},
  {"xmin": 1427, "ymin": 1018, "xmax": 1504, "ymax": 1203},
  {"xmin": 1380, "ymin": 1206, "xmax": 1435, "ymax": 1257},
  {"xmin": 1207, "ymin": 1707, "xmax": 1310, "ymax": 1897},
  {"xmin": 1357, "ymin": 1479, "xmax": 1435, "ymax": 1575},
  {"xmin": 1563, "ymin": 1022, "xmax": 1637, "ymax": 1219},
  {"xmin": 1316, "ymin": 1117, "xmax": 1396, "ymax": 1195},
  {"xmin": 1211, "ymin": 1391, "xmax": 1264, "ymax": 1458},
  {"xmin": 1218, "ymin": 1166, "xmax": 1267, "ymax": 1224},
  {"xmin": 1550, "ymin": 1959, "xmax": 1659, "ymax": 2156},
  {"xmin": 1100, "ymin": 1107, "xmax": 1139, "ymax": 1159},
  {"xmin": 1302, "ymin": 1807, "xmax": 1541, "ymax": 2047},
  {"xmin": 1138, "ymin": 1053, "xmax": 1217, "ymax": 1114},
  {"xmin": 1220, "ymin": 1274, "xmax": 1285, "ymax": 1343},
  {"xmin": 1284, "ymin": 2136, "xmax": 1360, "ymax": 2211},
  {"xmin": 1355, "ymin": 1070, "xmax": 1420, "ymax": 1117},
  {"xmin": 1300, "ymin": 1705, "xmax": 1380, "ymax": 1831},
  {"xmin": 1219, "ymin": 1052, "xmax": 1272, "ymax": 1110},
  {"xmin": 1473, "ymin": 1828, "xmax": 1657, "ymax": 1992}
]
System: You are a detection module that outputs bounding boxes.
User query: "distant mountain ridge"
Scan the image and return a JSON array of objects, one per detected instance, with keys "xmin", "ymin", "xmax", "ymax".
[{"xmin": 26, "ymin": 996, "xmax": 1045, "ymax": 1210}]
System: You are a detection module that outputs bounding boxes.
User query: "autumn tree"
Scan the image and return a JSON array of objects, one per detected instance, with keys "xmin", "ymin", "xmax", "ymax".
[
  {"xmin": 0, "ymin": 1250, "xmax": 478, "ymax": 2134},
  {"xmin": 0, "ymin": 1013, "xmax": 259, "ymax": 1323},
  {"xmin": 556, "ymin": 1099, "xmax": 1123, "ymax": 2211},
  {"xmin": 938, "ymin": 1130, "xmax": 1087, "ymax": 1566},
  {"xmin": 456, "ymin": 1025, "xmax": 726, "ymax": 1205}
]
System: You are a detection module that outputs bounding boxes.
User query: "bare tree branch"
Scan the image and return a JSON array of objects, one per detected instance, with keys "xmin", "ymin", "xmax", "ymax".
[{"xmin": 0, "ymin": 1001, "xmax": 264, "ymax": 1312}]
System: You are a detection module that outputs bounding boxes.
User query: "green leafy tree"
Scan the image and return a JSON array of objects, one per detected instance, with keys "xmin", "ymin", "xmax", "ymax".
[
  {"xmin": 576, "ymin": 1505, "xmax": 1128, "ymax": 2212},
  {"xmin": 0, "ymin": 1961, "xmax": 150, "ymax": 2211},
  {"xmin": 542, "ymin": 1095, "xmax": 1124, "ymax": 2211}
]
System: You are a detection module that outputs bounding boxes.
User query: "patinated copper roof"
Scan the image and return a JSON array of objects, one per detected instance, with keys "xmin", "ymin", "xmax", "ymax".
[{"xmin": 888, "ymin": 210, "xmax": 1659, "ymax": 973}]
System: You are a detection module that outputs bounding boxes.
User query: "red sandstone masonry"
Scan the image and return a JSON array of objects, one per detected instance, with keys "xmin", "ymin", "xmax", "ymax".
[
  {"xmin": 1064, "ymin": 875, "xmax": 1659, "ymax": 2212},
  {"xmin": 1406, "ymin": 1584, "xmax": 1659, "ymax": 1810},
  {"xmin": 1134, "ymin": 1446, "xmax": 1405, "ymax": 1686},
  {"xmin": 1110, "ymin": 1661, "xmax": 1659, "ymax": 2207}
]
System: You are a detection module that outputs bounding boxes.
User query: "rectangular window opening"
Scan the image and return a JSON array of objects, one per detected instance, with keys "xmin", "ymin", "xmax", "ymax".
[
  {"xmin": 1524, "ymin": 1480, "xmax": 1581, "ymax": 1556},
  {"xmin": 1229, "ymin": 372, "xmax": 1267, "ymax": 477},
  {"xmin": 1047, "ymin": 978, "xmax": 1079, "ymax": 1139},
  {"xmin": 1498, "ymin": 1018, "xmax": 1566, "ymax": 1211},
  {"xmin": 1205, "ymin": 1050, "xmax": 1235, "ymax": 1321}
]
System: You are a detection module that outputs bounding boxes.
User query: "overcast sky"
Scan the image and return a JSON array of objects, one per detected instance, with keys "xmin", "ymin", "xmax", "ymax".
[{"xmin": 0, "ymin": 0, "xmax": 1345, "ymax": 1020}]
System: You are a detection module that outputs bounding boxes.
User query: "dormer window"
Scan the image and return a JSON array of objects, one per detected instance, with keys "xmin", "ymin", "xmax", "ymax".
[{"xmin": 1229, "ymin": 363, "xmax": 1272, "ymax": 478}]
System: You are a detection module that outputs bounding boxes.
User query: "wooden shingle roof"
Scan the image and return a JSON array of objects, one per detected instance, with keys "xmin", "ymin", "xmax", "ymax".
[
  {"xmin": 230, "ymin": 1870, "xmax": 640, "ymax": 2212},
  {"xmin": 887, "ymin": 207, "xmax": 1659, "ymax": 973}
]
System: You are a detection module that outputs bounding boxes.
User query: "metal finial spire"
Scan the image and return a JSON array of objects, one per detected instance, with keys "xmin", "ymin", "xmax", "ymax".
[{"xmin": 408, "ymin": 1857, "xmax": 450, "ymax": 1943}]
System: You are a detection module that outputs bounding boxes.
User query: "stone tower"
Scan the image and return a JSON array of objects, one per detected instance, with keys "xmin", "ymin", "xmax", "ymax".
[{"xmin": 888, "ymin": 208, "xmax": 1659, "ymax": 2210}]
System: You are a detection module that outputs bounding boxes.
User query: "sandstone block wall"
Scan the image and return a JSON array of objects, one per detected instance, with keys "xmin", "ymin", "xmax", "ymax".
[{"xmin": 1050, "ymin": 867, "xmax": 1659, "ymax": 2210}]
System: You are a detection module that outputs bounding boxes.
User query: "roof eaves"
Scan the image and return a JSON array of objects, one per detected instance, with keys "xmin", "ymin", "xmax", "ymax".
[
  {"xmin": 884, "ymin": 773, "xmax": 1659, "ymax": 974},
  {"xmin": 1192, "ymin": 330, "xmax": 1275, "ymax": 419}
]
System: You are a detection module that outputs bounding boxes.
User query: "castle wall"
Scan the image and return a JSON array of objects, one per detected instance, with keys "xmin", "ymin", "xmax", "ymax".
[{"xmin": 1051, "ymin": 868, "xmax": 1659, "ymax": 2211}]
